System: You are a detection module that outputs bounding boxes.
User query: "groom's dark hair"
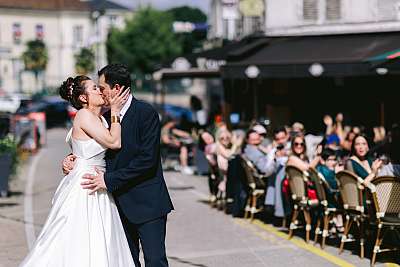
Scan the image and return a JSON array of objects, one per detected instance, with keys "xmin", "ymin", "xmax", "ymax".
[{"xmin": 98, "ymin": 64, "xmax": 131, "ymax": 91}]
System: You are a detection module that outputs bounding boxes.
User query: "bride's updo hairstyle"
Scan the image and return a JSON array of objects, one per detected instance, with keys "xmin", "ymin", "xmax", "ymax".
[{"xmin": 59, "ymin": 75, "xmax": 91, "ymax": 109}]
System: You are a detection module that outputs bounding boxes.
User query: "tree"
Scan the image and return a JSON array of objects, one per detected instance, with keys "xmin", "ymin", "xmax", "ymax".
[
  {"xmin": 75, "ymin": 47, "xmax": 95, "ymax": 75},
  {"xmin": 22, "ymin": 39, "xmax": 48, "ymax": 91},
  {"xmin": 106, "ymin": 7, "xmax": 182, "ymax": 75},
  {"xmin": 167, "ymin": 6, "xmax": 208, "ymax": 54}
]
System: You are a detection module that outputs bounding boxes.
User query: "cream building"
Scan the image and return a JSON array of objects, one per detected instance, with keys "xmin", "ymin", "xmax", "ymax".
[
  {"xmin": 208, "ymin": 0, "xmax": 266, "ymax": 40},
  {"xmin": 0, "ymin": 0, "xmax": 132, "ymax": 94},
  {"xmin": 266, "ymin": 0, "xmax": 400, "ymax": 35}
]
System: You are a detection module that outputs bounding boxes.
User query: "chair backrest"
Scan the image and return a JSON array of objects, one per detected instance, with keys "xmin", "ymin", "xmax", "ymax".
[
  {"xmin": 240, "ymin": 155, "xmax": 266, "ymax": 189},
  {"xmin": 286, "ymin": 165, "xmax": 308, "ymax": 202},
  {"xmin": 308, "ymin": 167, "xmax": 327, "ymax": 203},
  {"xmin": 370, "ymin": 176, "xmax": 400, "ymax": 218},
  {"xmin": 336, "ymin": 170, "xmax": 364, "ymax": 213}
]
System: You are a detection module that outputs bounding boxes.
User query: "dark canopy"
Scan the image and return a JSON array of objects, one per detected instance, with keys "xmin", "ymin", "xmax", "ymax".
[{"xmin": 222, "ymin": 32, "xmax": 400, "ymax": 79}]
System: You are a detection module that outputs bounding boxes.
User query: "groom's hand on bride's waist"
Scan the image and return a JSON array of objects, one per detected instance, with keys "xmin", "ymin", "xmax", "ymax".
[
  {"xmin": 62, "ymin": 154, "xmax": 77, "ymax": 175},
  {"xmin": 81, "ymin": 167, "xmax": 107, "ymax": 195}
]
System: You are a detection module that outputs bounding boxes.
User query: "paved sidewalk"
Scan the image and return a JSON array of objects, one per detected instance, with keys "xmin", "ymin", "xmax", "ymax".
[
  {"xmin": 1, "ymin": 128, "xmax": 399, "ymax": 267},
  {"xmin": 0, "ymin": 154, "xmax": 30, "ymax": 267}
]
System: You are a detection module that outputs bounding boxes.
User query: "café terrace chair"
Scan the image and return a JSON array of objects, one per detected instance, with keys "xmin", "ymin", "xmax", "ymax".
[
  {"xmin": 368, "ymin": 176, "xmax": 400, "ymax": 266},
  {"xmin": 286, "ymin": 165, "xmax": 315, "ymax": 243},
  {"xmin": 240, "ymin": 155, "xmax": 267, "ymax": 221},
  {"xmin": 308, "ymin": 167, "xmax": 340, "ymax": 249},
  {"xmin": 336, "ymin": 170, "xmax": 367, "ymax": 258}
]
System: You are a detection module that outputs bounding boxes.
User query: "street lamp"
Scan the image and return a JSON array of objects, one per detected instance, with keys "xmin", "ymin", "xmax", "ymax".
[{"xmin": 309, "ymin": 63, "xmax": 324, "ymax": 77}]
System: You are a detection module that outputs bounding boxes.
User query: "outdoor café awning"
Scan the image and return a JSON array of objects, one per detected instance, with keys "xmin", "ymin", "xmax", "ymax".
[
  {"xmin": 222, "ymin": 32, "xmax": 400, "ymax": 79},
  {"xmin": 154, "ymin": 35, "xmax": 268, "ymax": 80}
]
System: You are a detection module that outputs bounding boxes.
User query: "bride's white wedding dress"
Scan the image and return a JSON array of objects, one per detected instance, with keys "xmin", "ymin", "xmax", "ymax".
[{"xmin": 20, "ymin": 124, "xmax": 135, "ymax": 267}]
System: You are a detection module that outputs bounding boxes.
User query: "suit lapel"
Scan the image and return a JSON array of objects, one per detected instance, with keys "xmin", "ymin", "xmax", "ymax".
[
  {"xmin": 111, "ymin": 97, "xmax": 136, "ymax": 169},
  {"xmin": 121, "ymin": 96, "xmax": 136, "ymax": 127}
]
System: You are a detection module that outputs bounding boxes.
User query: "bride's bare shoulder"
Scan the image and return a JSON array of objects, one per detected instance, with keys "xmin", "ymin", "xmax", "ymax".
[{"xmin": 75, "ymin": 109, "xmax": 95, "ymax": 120}]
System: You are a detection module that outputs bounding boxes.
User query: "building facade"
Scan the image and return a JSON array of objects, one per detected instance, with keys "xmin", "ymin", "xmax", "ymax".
[
  {"xmin": 208, "ymin": 0, "xmax": 266, "ymax": 40},
  {"xmin": 218, "ymin": 0, "xmax": 400, "ymax": 129},
  {"xmin": 266, "ymin": 0, "xmax": 400, "ymax": 35},
  {"xmin": 0, "ymin": 0, "xmax": 131, "ymax": 94}
]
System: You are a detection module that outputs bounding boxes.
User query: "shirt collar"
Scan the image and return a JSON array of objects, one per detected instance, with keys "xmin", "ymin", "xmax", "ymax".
[{"xmin": 120, "ymin": 94, "xmax": 133, "ymax": 119}]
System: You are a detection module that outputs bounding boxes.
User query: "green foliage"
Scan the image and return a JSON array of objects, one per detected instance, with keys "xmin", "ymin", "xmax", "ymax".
[
  {"xmin": 106, "ymin": 7, "xmax": 182, "ymax": 74},
  {"xmin": 167, "ymin": 6, "xmax": 207, "ymax": 23},
  {"xmin": 0, "ymin": 136, "xmax": 18, "ymax": 174},
  {"xmin": 167, "ymin": 6, "xmax": 208, "ymax": 54},
  {"xmin": 22, "ymin": 39, "xmax": 48, "ymax": 77},
  {"xmin": 75, "ymin": 47, "xmax": 95, "ymax": 75}
]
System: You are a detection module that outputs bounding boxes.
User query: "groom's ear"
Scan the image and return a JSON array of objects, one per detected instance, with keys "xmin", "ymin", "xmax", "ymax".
[{"xmin": 113, "ymin": 84, "xmax": 121, "ymax": 92}]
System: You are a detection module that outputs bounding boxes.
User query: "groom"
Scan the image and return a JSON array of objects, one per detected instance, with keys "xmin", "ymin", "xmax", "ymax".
[{"xmin": 63, "ymin": 64, "xmax": 173, "ymax": 267}]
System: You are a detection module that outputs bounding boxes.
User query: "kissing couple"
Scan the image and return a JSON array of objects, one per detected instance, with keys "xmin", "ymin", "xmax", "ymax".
[{"xmin": 20, "ymin": 64, "xmax": 174, "ymax": 267}]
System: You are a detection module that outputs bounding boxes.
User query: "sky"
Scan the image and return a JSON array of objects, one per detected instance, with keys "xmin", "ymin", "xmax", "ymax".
[{"xmin": 111, "ymin": 0, "xmax": 210, "ymax": 14}]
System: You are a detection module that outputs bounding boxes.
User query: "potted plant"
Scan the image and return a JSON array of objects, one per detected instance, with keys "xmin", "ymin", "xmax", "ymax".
[{"xmin": 0, "ymin": 136, "xmax": 18, "ymax": 197}]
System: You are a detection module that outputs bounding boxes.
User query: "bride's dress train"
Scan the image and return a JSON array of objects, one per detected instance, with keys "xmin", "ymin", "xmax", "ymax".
[{"xmin": 20, "ymin": 127, "xmax": 135, "ymax": 267}]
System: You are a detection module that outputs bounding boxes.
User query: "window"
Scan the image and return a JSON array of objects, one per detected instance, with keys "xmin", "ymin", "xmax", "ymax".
[
  {"xmin": 12, "ymin": 23, "xmax": 21, "ymax": 44},
  {"xmin": 326, "ymin": 0, "xmax": 341, "ymax": 20},
  {"xmin": 36, "ymin": 24, "xmax": 44, "ymax": 40},
  {"xmin": 303, "ymin": 0, "xmax": 318, "ymax": 20},
  {"xmin": 108, "ymin": 15, "xmax": 117, "ymax": 26},
  {"xmin": 72, "ymin": 25, "xmax": 83, "ymax": 47}
]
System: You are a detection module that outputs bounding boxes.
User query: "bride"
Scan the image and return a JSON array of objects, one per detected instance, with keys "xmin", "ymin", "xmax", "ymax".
[{"xmin": 19, "ymin": 75, "xmax": 135, "ymax": 267}]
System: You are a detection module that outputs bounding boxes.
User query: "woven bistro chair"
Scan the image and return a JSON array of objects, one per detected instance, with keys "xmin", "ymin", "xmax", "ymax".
[
  {"xmin": 286, "ymin": 165, "xmax": 315, "ymax": 243},
  {"xmin": 240, "ymin": 154, "xmax": 267, "ymax": 221},
  {"xmin": 308, "ymin": 167, "xmax": 341, "ymax": 248},
  {"xmin": 336, "ymin": 170, "xmax": 367, "ymax": 258},
  {"xmin": 368, "ymin": 176, "xmax": 400, "ymax": 266}
]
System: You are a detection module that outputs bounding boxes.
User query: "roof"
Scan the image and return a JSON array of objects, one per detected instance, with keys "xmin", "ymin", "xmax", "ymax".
[
  {"xmin": 222, "ymin": 32, "xmax": 400, "ymax": 78},
  {"xmin": 0, "ymin": 0, "xmax": 130, "ymax": 11}
]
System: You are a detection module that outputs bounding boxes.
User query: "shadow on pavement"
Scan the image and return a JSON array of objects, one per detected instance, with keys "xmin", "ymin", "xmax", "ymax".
[
  {"xmin": 0, "ymin": 202, "xmax": 18, "ymax": 208},
  {"xmin": 168, "ymin": 186, "xmax": 195, "ymax": 191},
  {"xmin": 168, "ymin": 256, "xmax": 208, "ymax": 267}
]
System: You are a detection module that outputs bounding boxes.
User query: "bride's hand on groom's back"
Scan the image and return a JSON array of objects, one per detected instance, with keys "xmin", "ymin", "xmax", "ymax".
[{"xmin": 62, "ymin": 154, "xmax": 77, "ymax": 175}]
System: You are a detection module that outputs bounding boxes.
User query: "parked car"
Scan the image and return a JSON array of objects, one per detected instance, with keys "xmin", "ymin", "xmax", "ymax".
[
  {"xmin": 16, "ymin": 96, "xmax": 69, "ymax": 128},
  {"xmin": 0, "ymin": 94, "xmax": 31, "ymax": 113}
]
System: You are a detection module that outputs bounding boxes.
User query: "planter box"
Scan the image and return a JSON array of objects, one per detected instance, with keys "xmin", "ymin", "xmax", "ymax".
[{"xmin": 0, "ymin": 153, "xmax": 12, "ymax": 197}]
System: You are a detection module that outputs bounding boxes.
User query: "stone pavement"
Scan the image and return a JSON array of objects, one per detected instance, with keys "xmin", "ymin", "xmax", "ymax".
[{"xmin": 1, "ymin": 128, "xmax": 399, "ymax": 267}]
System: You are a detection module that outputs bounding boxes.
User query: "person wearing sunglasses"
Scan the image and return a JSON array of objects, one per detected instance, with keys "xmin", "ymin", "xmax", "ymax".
[{"xmin": 286, "ymin": 134, "xmax": 321, "ymax": 171}]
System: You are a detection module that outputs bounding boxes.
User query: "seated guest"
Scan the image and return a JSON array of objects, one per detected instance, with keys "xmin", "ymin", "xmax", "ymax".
[
  {"xmin": 252, "ymin": 124, "xmax": 272, "ymax": 150},
  {"xmin": 316, "ymin": 148, "xmax": 344, "ymax": 233},
  {"xmin": 291, "ymin": 122, "xmax": 323, "ymax": 161},
  {"xmin": 161, "ymin": 117, "xmax": 194, "ymax": 175},
  {"xmin": 199, "ymin": 130, "xmax": 217, "ymax": 166},
  {"xmin": 198, "ymin": 130, "xmax": 219, "ymax": 202},
  {"xmin": 286, "ymin": 134, "xmax": 321, "ymax": 171},
  {"xmin": 264, "ymin": 126, "xmax": 291, "ymax": 219},
  {"xmin": 243, "ymin": 130, "xmax": 277, "ymax": 177},
  {"xmin": 345, "ymin": 134, "xmax": 382, "ymax": 185},
  {"xmin": 378, "ymin": 124, "xmax": 400, "ymax": 177},
  {"xmin": 215, "ymin": 128, "xmax": 243, "ymax": 193},
  {"xmin": 317, "ymin": 148, "xmax": 341, "ymax": 191}
]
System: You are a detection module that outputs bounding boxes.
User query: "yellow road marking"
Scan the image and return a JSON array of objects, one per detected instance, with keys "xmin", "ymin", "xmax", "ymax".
[{"xmin": 235, "ymin": 218, "xmax": 355, "ymax": 267}]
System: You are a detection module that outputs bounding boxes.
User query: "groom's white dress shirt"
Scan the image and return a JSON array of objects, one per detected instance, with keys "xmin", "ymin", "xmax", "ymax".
[{"xmin": 119, "ymin": 94, "xmax": 133, "ymax": 121}]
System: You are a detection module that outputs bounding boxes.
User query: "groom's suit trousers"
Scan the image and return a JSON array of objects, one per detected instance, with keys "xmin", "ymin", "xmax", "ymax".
[{"xmin": 120, "ymin": 211, "xmax": 168, "ymax": 267}]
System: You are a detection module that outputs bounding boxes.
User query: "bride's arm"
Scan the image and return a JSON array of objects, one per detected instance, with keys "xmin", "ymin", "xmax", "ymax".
[
  {"xmin": 74, "ymin": 89, "xmax": 129, "ymax": 149},
  {"xmin": 75, "ymin": 109, "xmax": 122, "ymax": 149}
]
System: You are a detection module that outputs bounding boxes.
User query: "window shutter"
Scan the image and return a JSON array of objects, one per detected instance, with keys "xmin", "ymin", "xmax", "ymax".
[
  {"xmin": 303, "ymin": 0, "xmax": 318, "ymax": 20},
  {"xmin": 326, "ymin": 0, "xmax": 341, "ymax": 20}
]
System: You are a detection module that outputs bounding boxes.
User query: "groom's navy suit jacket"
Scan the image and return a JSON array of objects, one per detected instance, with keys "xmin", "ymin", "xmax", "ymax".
[{"xmin": 104, "ymin": 97, "xmax": 173, "ymax": 224}]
